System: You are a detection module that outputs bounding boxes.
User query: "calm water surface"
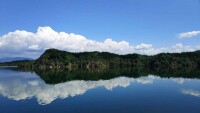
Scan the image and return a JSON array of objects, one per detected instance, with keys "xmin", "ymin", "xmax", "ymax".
[{"xmin": 0, "ymin": 68, "xmax": 200, "ymax": 113}]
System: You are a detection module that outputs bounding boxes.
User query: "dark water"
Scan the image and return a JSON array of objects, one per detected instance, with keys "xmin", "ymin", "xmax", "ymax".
[{"xmin": 0, "ymin": 68, "xmax": 200, "ymax": 113}]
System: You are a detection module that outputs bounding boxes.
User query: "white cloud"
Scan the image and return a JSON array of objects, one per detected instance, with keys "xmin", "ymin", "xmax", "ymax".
[
  {"xmin": 177, "ymin": 30, "xmax": 200, "ymax": 38},
  {"xmin": 0, "ymin": 26, "xmax": 199, "ymax": 58},
  {"xmin": 28, "ymin": 45, "xmax": 40, "ymax": 50},
  {"xmin": 0, "ymin": 41, "xmax": 4, "ymax": 47},
  {"xmin": 181, "ymin": 89, "xmax": 200, "ymax": 97},
  {"xmin": 172, "ymin": 43, "xmax": 183, "ymax": 48},
  {"xmin": 135, "ymin": 43, "xmax": 152, "ymax": 50},
  {"xmin": 171, "ymin": 43, "xmax": 194, "ymax": 53}
]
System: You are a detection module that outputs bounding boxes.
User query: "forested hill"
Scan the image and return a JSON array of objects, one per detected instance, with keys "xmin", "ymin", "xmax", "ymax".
[
  {"xmin": 1, "ymin": 48, "xmax": 200, "ymax": 69},
  {"xmin": 34, "ymin": 49, "xmax": 200, "ymax": 69}
]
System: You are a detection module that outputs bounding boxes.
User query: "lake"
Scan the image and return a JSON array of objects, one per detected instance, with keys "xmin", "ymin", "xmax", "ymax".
[{"xmin": 0, "ymin": 68, "xmax": 200, "ymax": 113}]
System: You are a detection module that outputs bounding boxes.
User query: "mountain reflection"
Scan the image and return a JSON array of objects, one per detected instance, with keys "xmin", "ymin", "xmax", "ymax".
[
  {"xmin": 0, "ymin": 71, "xmax": 159, "ymax": 105},
  {"xmin": 0, "ymin": 68, "xmax": 200, "ymax": 105},
  {"xmin": 34, "ymin": 67, "xmax": 200, "ymax": 84}
]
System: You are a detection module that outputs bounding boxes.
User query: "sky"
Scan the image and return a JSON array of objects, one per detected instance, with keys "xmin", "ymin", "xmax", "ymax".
[{"xmin": 0, "ymin": 0, "xmax": 200, "ymax": 58}]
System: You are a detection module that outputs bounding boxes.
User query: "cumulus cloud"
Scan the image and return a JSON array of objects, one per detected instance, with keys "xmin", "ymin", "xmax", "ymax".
[
  {"xmin": 135, "ymin": 43, "xmax": 152, "ymax": 50},
  {"xmin": 28, "ymin": 45, "xmax": 40, "ymax": 50},
  {"xmin": 177, "ymin": 30, "xmax": 200, "ymax": 38},
  {"xmin": 0, "ymin": 73, "xmax": 158, "ymax": 105},
  {"xmin": 0, "ymin": 26, "xmax": 199, "ymax": 58}
]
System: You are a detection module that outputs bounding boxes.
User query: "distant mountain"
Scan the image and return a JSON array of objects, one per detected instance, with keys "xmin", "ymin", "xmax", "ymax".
[
  {"xmin": 34, "ymin": 49, "xmax": 200, "ymax": 69},
  {"xmin": 0, "ymin": 57, "xmax": 34, "ymax": 63},
  {"xmin": 1, "ymin": 49, "xmax": 200, "ymax": 69}
]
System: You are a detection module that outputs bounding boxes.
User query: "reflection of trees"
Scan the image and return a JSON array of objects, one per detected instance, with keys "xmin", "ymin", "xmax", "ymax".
[
  {"xmin": 34, "ymin": 67, "xmax": 200, "ymax": 84},
  {"xmin": 2, "ymin": 66, "xmax": 200, "ymax": 84}
]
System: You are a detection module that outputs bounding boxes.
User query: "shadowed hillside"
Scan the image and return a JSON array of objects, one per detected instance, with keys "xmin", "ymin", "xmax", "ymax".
[
  {"xmin": 34, "ymin": 49, "xmax": 200, "ymax": 69},
  {"xmin": 1, "ymin": 49, "xmax": 200, "ymax": 70}
]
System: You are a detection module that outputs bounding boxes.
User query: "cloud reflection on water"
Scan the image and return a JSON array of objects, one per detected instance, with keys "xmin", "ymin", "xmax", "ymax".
[
  {"xmin": 181, "ymin": 89, "xmax": 200, "ymax": 97},
  {"xmin": 0, "ymin": 71, "xmax": 196, "ymax": 105},
  {"xmin": 0, "ymin": 74, "xmax": 158, "ymax": 105}
]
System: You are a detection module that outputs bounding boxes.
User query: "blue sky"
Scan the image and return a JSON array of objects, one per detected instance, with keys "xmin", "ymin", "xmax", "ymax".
[{"xmin": 0, "ymin": 0, "xmax": 200, "ymax": 58}]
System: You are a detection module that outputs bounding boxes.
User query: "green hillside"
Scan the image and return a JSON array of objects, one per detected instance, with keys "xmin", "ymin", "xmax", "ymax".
[{"xmin": 1, "ymin": 48, "xmax": 200, "ymax": 69}]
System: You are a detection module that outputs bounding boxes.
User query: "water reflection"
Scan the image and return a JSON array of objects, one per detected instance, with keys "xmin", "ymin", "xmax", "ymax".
[
  {"xmin": 181, "ymin": 89, "xmax": 200, "ymax": 97},
  {"xmin": 172, "ymin": 78, "xmax": 185, "ymax": 84},
  {"xmin": 0, "ymin": 68, "xmax": 200, "ymax": 106},
  {"xmin": 34, "ymin": 67, "xmax": 200, "ymax": 84},
  {"xmin": 0, "ymin": 72, "xmax": 158, "ymax": 105}
]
